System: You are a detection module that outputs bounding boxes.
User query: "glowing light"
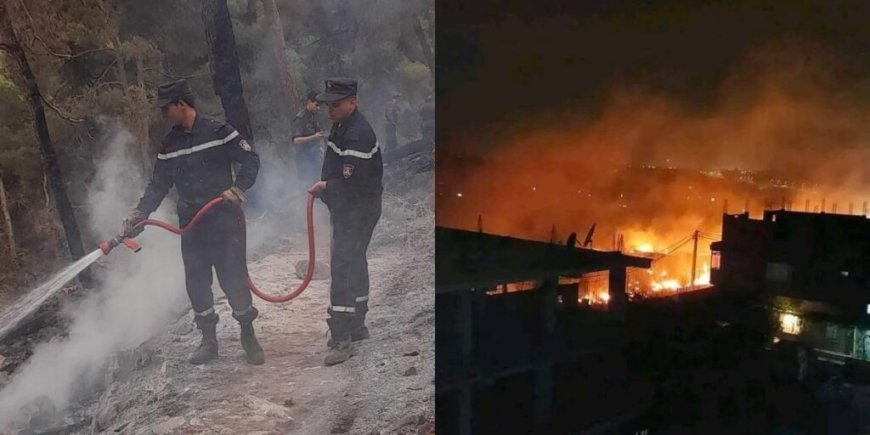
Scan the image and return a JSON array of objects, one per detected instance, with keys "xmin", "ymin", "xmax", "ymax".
[
  {"xmin": 635, "ymin": 243, "xmax": 654, "ymax": 253},
  {"xmin": 780, "ymin": 313, "xmax": 802, "ymax": 335},
  {"xmin": 456, "ymin": 192, "xmax": 463, "ymax": 198},
  {"xmin": 600, "ymin": 292, "xmax": 610, "ymax": 302},
  {"xmin": 693, "ymin": 264, "xmax": 711, "ymax": 287}
]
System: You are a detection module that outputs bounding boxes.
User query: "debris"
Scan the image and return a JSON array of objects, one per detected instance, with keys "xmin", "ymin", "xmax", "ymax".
[
  {"xmin": 171, "ymin": 320, "xmax": 194, "ymax": 336},
  {"xmin": 401, "ymin": 347, "xmax": 420, "ymax": 357},
  {"xmin": 399, "ymin": 413, "xmax": 427, "ymax": 428},
  {"xmin": 151, "ymin": 416, "xmax": 186, "ymax": 434},
  {"xmin": 242, "ymin": 394, "xmax": 293, "ymax": 420},
  {"xmin": 283, "ymin": 399, "xmax": 294, "ymax": 408},
  {"xmin": 403, "ymin": 366, "xmax": 418, "ymax": 377},
  {"xmin": 294, "ymin": 260, "xmax": 330, "ymax": 280}
]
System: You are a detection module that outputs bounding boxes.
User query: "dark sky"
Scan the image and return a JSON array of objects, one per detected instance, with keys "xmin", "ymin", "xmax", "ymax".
[{"xmin": 436, "ymin": 0, "xmax": 870, "ymax": 150}]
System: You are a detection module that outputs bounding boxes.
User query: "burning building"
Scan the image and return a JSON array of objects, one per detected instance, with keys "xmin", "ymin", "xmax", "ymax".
[{"xmin": 711, "ymin": 210, "xmax": 870, "ymax": 362}]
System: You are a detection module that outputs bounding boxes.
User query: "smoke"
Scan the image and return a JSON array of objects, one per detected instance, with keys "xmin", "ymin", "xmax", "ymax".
[
  {"xmin": 437, "ymin": 39, "xmax": 870, "ymax": 248},
  {"xmin": 0, "ymin": 126, "xmax": 188, "ymax": 427}
]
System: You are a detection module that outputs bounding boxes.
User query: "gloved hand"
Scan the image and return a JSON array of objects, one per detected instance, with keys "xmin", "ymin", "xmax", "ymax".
[
  {"xmin": 221, "ymin": 186, "xmax": 247, "ymax": 206},
  {"xmin": 122, "ymin": 209, "xmax": 145, "ymax": 238}
]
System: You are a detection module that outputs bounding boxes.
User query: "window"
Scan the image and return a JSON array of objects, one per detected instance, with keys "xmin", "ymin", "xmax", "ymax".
[
  {"xmin": 766, "ymin": 263, "xmax": 792, "ymax": 282},
  {"xmin": 711, "ymin": 251, "xmax": 721, "ymax": 270},
  {"xmin": 780, "ymin": 313, "xmax": 802, "ymax": 335},
  {"xmin": 826, "ymin": 323, "xmax": 839, "ymax": 340}
]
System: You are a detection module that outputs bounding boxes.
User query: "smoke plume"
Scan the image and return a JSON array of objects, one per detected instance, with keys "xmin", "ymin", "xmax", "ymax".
[
  {"xmin": 437, "ymin": 40, "xmax": 870, "ymax": 250},
  {"xmin": 0, "ymin": 126, "xmax": 188, "ymax": 426}
]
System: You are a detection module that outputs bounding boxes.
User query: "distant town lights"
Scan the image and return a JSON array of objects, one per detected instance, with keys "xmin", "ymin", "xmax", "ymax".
[{"xmin": 456, "ymin": 192, "xmax": 463, "ymax": 198}]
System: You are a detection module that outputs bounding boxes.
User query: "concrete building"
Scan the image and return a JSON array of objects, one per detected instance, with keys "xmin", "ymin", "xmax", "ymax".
[
  {"xmin": 710, "ymin": 210, "xmax": 870, "ymax": 362},
  {"xmin": 436, "ymin": 226, "xmax": 651, "ymax": 434}
]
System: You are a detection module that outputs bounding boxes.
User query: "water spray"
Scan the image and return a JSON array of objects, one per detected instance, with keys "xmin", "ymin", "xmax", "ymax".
[{"xmin": 0, "ymin": 193, "xmax": 317, "ymax": 342}]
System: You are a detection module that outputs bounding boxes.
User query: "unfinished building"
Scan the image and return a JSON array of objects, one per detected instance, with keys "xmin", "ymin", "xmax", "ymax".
[{"xmin": 435, "ymin": 226, "xmax": 652, "ymax": 434}]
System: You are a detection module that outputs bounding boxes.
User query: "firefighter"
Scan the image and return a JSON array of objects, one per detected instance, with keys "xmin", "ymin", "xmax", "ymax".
[
  {"xmin": 308, "ymin": 78, "xmax": 383, "ymax": 366},
  {"xmin": 124, "ymin": 79, "xmax": 264, "ymax": 366},
  {"xmin": 291, "ymin": 90, "xmax": 324, "ymax": 188}
]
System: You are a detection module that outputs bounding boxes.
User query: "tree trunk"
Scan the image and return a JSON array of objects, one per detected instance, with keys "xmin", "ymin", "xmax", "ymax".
[
  {"xmin": 0, "ymin": 2, "xmax": 89, "ymax": 268},
  {"xmin": 260, "ymin": 0, "xmax": 298, "ymax": 120},
  {"xmin": 132, "ymin": 37, "xmax": 151, "ymax": 173},
  {"xmin": 0, "ymin": 175, "xmax": 17, "ymax": 265},
  {"xmin": 201, "ymin": 0, "xmax": 254, "ymax": 142},
  {"xmin": 413, "ymin": 14, "xmax": 434, "ymax": 83}
]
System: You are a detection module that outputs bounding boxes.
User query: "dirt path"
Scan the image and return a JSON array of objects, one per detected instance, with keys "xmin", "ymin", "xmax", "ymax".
[{"xmin": 78, "ymin": 230, "xmax": 434, "ymax": 434}]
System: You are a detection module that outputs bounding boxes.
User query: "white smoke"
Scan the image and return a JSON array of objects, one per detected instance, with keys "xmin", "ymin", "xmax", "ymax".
[{"xmin": 0, "ymin": 126, "xmax": 188, "ymax": 426}]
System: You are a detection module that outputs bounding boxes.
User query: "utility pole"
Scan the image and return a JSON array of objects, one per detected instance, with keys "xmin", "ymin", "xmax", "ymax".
[{"xmin": 690, "ymin": 230, "xmax": 699, "ymax": 288}]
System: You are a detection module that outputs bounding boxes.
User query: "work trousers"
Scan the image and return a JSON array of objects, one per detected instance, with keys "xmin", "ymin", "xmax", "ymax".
[
  {"xmin": 327, "ymin": 198, "xmax": 382, "ymax": 334},
  {"xmin": 180, "ymin": 207, "xmax": 258, "ymax": 326}
]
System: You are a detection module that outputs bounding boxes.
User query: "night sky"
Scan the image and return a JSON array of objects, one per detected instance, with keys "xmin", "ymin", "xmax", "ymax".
[{"xmin": 437, "ymin": 0, "xmax": 870, "ymax": 153}]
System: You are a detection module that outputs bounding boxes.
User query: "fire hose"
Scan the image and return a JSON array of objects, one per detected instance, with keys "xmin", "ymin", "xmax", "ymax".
[{"xmin": 99, "ymin": 194, "xmax": 316, "ymax": 303}]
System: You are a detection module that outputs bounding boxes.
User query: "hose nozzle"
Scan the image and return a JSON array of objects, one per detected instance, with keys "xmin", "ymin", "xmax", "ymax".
[{"xmin": 99, "ymin": 234, "xmax": 141, "ymax": 256}]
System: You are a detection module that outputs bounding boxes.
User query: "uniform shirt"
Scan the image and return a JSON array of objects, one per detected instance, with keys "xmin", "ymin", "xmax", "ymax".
[
  {"xmin": 291, "ymin": 108, "xmax": 321, "ymax": 164},
  {"xmin": 136, "ymin": 114, "xmax": 260, "ymax": 224},
  {"xmin": 319, "ymin": 109, "xmax": 383, "ymax": 210}
]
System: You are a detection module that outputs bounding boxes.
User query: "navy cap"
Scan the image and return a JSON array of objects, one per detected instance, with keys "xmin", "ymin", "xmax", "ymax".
[
  {"xmin": 315, "ymin": 78, "xmax": 357, "ymax": 103},
  {"xmin": 156, "ymin": 79, "xmax": 193, "ymax": 107}
]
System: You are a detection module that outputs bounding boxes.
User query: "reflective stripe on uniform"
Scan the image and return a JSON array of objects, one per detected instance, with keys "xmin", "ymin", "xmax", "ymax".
[
  {"xmin": 157, "ymin": 130, "xmax": 240, "ymax": 160},
  {"xmin": 355, "ymin": 296, "xmax": 369, "ymax": 302},
  {"xmin": 326, "ymin": 140, "xmax": 379, "ymax": 159},
  {"xmin": 329, "ymin": 305, "xmax": 356, "ymax": 313},
  {"xmin": 194, "ymin": 307, "xmax": 215, "ymax": 317}
]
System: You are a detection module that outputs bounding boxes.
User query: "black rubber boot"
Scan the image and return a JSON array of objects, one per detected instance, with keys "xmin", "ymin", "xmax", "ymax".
[
  {"xmin": 240, "ymin": 322, "xmax": 265, "ymax": 365},
  {"xmin": 190, "ymin": 313, "xmax": 219, "ymax": 365},
  {"xmin": 328, "ymin": 314, "xmax": 369, "ymax": 348},
  {"xmin": 351, "ymin": 312, "xmax": 370, "ymax": 342},
  {"xmin": 324, "ymin": 317, "xmax": 354, "ymax": 366}
]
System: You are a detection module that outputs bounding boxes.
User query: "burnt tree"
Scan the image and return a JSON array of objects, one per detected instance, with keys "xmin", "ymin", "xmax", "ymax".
[
  {"xmin": 201, "ymin": 0, "xmax": 254, "ymax": 142},
  {"xmin": 0, "ymin": 1, "xmax": 88, "ymax": 267},
  {"xmin": 260, "ymin": 0, "xmax": 298, "ymax": 119},
  {"xmin": 0, "ymin": 175, "xmax": 16, "ymax": 264}
]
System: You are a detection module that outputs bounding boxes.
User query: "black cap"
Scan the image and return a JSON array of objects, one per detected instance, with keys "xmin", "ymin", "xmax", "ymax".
[
  {"xmin": 306, "ymin": 90, "xmax": 319, "ymax": 102},
  {"xmin": 156, "ymin": 79, "xmax": 193, "ymax": 107},
  {"xmin": 315, "ymin": 78, "xmax": 357, "ymax": 103}
]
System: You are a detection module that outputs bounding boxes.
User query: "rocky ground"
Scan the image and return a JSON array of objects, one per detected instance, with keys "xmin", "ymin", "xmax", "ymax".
[{"xmin": 0, "ymin": 152, "xmax": 435, "ymax": 434}]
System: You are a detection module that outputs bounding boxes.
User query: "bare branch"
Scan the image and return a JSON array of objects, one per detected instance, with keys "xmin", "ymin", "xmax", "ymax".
[{"xmin": 42, "ymin": 97, "xmax": 85, "ymax": 123}]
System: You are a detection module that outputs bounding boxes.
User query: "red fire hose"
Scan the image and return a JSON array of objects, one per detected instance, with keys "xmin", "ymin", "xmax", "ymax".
[{"xmin": 100, "ymin": 194, "xmax": 316, "ymax": 303}]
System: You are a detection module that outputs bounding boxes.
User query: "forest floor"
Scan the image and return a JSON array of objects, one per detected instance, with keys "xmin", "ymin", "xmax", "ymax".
[{"xmin": 0, "ymin": 152, "xmax": 434, "ymax": 435}]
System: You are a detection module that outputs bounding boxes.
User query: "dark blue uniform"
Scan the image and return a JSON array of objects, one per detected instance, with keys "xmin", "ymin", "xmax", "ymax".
[
  {"xmin": 318, "ymin": 108, "xmax": 383, "ymax": 337},
  {"xmin": 135, "ymin": 115, "xmax": 260, "ymax": 326}
]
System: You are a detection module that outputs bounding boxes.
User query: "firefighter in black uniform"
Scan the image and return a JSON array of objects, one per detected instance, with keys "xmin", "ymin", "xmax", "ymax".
[
  {"xmin": 308, "ymin": 78, "xmax": 383, "ymax": 366},
  {"xmin": 124, "ymin": 79, "xmax": 265, "ymax": 366},
  {"xmin": 291, "ymin": 90, "xmax": 324, "ymax": 188}
]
